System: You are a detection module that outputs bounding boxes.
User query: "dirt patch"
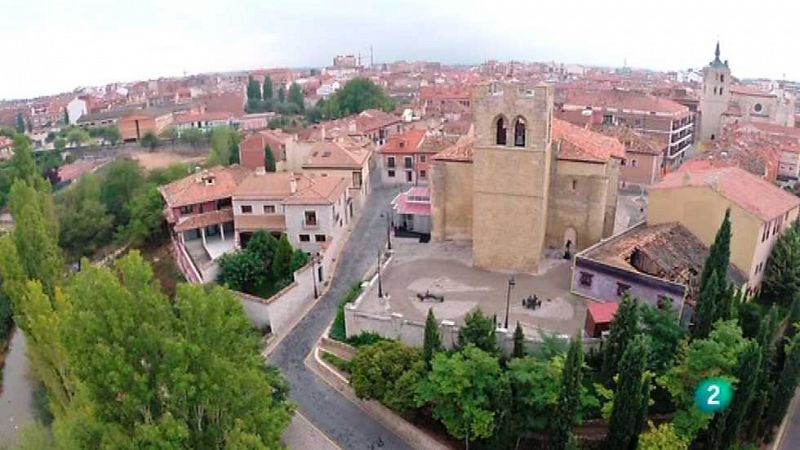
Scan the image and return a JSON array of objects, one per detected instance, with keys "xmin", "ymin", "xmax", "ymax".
[{"xmin": 130, "ymin": 151, "xmax": 206, "ymax": 172}]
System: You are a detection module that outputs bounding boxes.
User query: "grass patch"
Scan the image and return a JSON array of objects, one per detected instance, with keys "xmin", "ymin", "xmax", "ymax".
[
  {"xmin": 321, "ymin": 350, "xmax": 351, "ymax": 374},
  {"xmin": 346, "ymin": 331, "xmax": 389, "ymax": 348},
  {"xmin": 329, "ymin": 283, "xmax": 363, "ymax": 342}
]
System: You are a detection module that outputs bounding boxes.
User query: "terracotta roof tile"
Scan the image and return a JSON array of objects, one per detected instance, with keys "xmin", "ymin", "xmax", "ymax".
[
  {"xmin": 653, "ymin": 166, "xmax": 800, "ymax": 221},
  {"xmin": 234, "ymin": 214, "xmax": 287, "ymax": 231},
  {"xmin": 284, "ymin": 176, "xmax": 349, "ymax": 205},
  {"xmin": 160, "ymin": 165, "xmax": 250, "ymax": 208},
  {"xmin": 303, "ymin": 141, "xmax": 370, "ymax": 168},
  {"xmin": 554, "ymin": 119, "xmax": 626, "ymax": 163},
  {"xmin": 174, "ymin": 208, "xmax": 234, "ymax": 232},
  {"xmin": 380, "ymin": 129, "xmax": 427, "ymax": 154},
  {"xmin": 560, "ymin": 88, "xmax": 690, "ymax": 115},
  {"xmin": 432, "ymin": 135, "xmax": 474, "ymax": 162}
]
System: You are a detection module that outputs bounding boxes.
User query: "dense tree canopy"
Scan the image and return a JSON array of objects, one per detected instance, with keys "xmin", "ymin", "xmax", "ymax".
[
  {"xmin": 350, "ymin": 340, "xmax": 426, "ymax": 414},
  {"xmin": 315, "ymin": 78, "xmax": 394, "ymax": 120},
  {"xmin": 762, "ymin": 221, "xmax": 800, "ymax": 306},
  {"xmin": 457, "ymin": 308, "xmax": 498, "ymax": 354}
]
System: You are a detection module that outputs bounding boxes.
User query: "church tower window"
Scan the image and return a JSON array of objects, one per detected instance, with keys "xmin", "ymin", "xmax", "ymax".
[
  {"xmin": 514, "ymin": 117, "xmax": 526, "ymax": 147},
  {"xmin": 495, "ymin": 116, "xmax": 507, "ymax": 145}
]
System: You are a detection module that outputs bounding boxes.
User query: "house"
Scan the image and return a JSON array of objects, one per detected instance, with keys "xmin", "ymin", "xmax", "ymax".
[
  {"xmin": 66, "ymin": 98, "xmax": 88, "ymax": 125},
  {"xmin": 572, "ymin": 222, "xmax": 747, "ymax": 325},
  {"xmin": 173, "ymin": 112, "xmax": 234, "ymax": 134},
  {"xmin": 730, "ymin": 121, "xmax": 800, "ymax": 182},
  {"xmin": 118, "ymin": 108, "xmax": 174, "ymax": 141},
  {"xmin": 596, "ymin": 126, "xmax": 665, "ymax": 186},
  {"xmin": 76, "ymin": 108, "xmax": 136, "ymax": 129},
  {"xmin": 391, "ymin": 186, "xmax": 432, "ymax": 235},
  {"xmin": 556, "ymin": 87, "xmax": 694, "ymax": 164},
  {"xmin": 302, "ymin": 139, "xmax": 372, "ymax": 213},
  {"xmin": 585, "ymin": 302, "xmax": 619, "ymax": 338},
  {"xmin": 379, "ymin": 129, "xmax": 457, "ymax": 185},
  {"xmin": 431, "ymin": 82, "xmax": 624, "ymax": 273},
  {"xmin": 0, "ymin": 136, "xmax": 13, "ymax": 161},
  {"xmin": 160, "ymin": 166, "xmax": 251, "ymax": 283},
  {"xmin": 648, "ymin": 166, "xmax": 800, "ymax": 288},
  {"xmin": 239, "ymin": 130, "xmax": 300, "ymax": 172}
]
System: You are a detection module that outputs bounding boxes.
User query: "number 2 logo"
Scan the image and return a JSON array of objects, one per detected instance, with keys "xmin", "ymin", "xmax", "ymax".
[{"xmin": 707, "ymin": 384, "xmax": 720, "ymax": 405}]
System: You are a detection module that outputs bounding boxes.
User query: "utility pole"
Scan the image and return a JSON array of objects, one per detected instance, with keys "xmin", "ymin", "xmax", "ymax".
[
  {"xmin": 377, "ymin": 249, "xmax": 383, "ymax": 298},
  {"xmin": 504, "ymin": 275, "xmax": 515, "ymax": 329}
]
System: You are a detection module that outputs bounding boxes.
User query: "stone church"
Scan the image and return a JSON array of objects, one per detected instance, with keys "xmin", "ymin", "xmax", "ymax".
[{"xmin": 431, "ymin": 82, "xmax": 625, "ymax": 273}]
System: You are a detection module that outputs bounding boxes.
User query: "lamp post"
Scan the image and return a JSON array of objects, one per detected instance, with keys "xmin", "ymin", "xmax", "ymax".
[
  {"xmin": 504, "ymin": 275, "xmax": 516, "ymax": 330},
  {"xmin": 311, "ymin": 253, "xmax": 319, "ymax": 299},
  {"xmin": 381, "ymin": 210, "xmax": 393, "ymax": 250},
  {"xmin": 377, "ymin": 249, "xmax": 384, "ymax": 298}
]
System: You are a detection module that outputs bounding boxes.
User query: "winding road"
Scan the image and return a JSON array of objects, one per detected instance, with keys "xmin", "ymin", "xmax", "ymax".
[{"xmin": 268, "ymin": 181, "xmax": 411, "ymax": 450}]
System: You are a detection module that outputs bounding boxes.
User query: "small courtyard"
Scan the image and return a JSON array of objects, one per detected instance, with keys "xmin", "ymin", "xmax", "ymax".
[{"xmin": 355, "ymin": 237, "xmax": 588, "ymax": 338}]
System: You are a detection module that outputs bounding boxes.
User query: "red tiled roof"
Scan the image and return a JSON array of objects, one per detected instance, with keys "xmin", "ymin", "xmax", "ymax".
[
  {"xmin": 730, "ymin": 85, "xmax": 774, "ymax": 98},
  {"xmin": 234, "ymin": 214, "xmax": 287, "ymax": 231},
  {"xmin": 380, "ymin": 129, "xmax": 427, "ymax": 154},
  {"xmin": 284, "ymin": 176, "xmax": 349, "ymax": 205},
  {"xmin": 174, "ymin": 208, "xmax": 233, "ymax": 232},
  {"xmin": 304, "ymin": 140, "xmax": 370, "ymax": 169},
  {"xmin": 160, "ymin": 166, "xmax": 250, "ymax": 208},
  {"xmin": 587, "ymin": 302, "xmax": 619, "ymax": 324},
  {"xmin": 553, "ymin": 119, "xmax": 626, "ymax": 163},
  {"xmin": 173, "ymin": 112, "xmax": 233, "ymax": 124},
  {"xmin": 419, "ymin": 86, "xmax": 471, "ymax": 101},
  {"xmin": 594, "ymin": 126, "xmax": 664, "ymax": 155},
  {"xmin": 560, "ymin": 88, "xmax": 690, "ymax": 115},
  {"xmin": 432, "ymin": 135, "xmax": 474, "ymax": 162},
  {"xmin": 653, "ymin": 166, "xmax": 800, "ymax": 221},
  {"xmin": 57, "ymin": 159, "xmax": 109, "ymax": 182}
]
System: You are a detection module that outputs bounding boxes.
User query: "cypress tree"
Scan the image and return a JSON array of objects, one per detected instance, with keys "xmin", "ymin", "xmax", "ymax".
[
  {"xmin": 423, "ymin": 308, "xmax": 441, "ymax": 367},
  {"xmin": 264, "ymin": 145, "xmax": 276, "ymax": 172},
  {"xmin": 271, "ymin": 234, "xmax": 294, "ymax": 281},
  {"xmin": 246, "ymin": 75, "xmax": 262, "ymax": 101},
  {"xmin": 552, "ymin": 336, "xmax": 583, "ymax": 450},
  {"xmin": 607, "ymin": 335, "xmax": 650, "ymax": 450},
  {"xmin": 716, "ymin": 341, "xmax": 763, "ymax": 450},
  {"xmin": 744, "ymin": 306, "xmax": 782, "ymax": 441},
  {"xmin": 278, "ymin": 86, "xmax": 285, "ymax": 103},
  {"xmin": 765, "ymin": 332, "xmax": 800, "ymax": 437},
  {"xmin": 700, "ymin": 208, "xmax": 732, "ymax": 290},
  {"xmin": 15, "ymin": 112, "xmax": 25, "ymax": 133},
  {"xmin": 693, "ymin": 269, "xmax": 722, "ymax": 339},
  {"xmin": 263, "ymin": 75, "xmax": 273, "ymax": 100},
  {"xmin": 601, "ymin": 294, "xmax": 640, "ymax": 382},
  {"xmin": 512, "ymin": 322, "xmax": 525, "ymax": 359},
  {"xmin": 762, "ymin": 221, "xmax": 800, "ymax": 307}
]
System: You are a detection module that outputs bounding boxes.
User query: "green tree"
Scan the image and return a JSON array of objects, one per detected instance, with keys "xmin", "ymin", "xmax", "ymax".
[
  {"xmin": 658, "ymin": 320, "xmax": 749, "ymax": 440},
  {"xmin": 53, "ymin": 137, "xmax": 66, "ymax": 152},
  {"xmin": 324, "ymin": 78, "xmax": 395, "ymax": 119},
  {"xmin": 247, "ymin": 75, "xmax": 262, "ymax": 101},
  {"xmin": 602, "ymin": 294, "xmax": 640, "ymax": 382},
  {"xmin": 263, "ymin": 76, "xmax": 273, "ymax": 100},
  {"xmin": 63, "ymin": 108, "xmax": 70, "ymax": 125},
  {"xmin": 764, "ymin": 331, "xmax": 800, "ymax": 437},
  {"xmin": 607, "ymin": 335, "xmax": 651, "ymax": 450},
  {"xmin": 694, "ymin": 209, "xmax": 733, "ymax": 338},
  {"xmin": 693, "ymin": 269, "xmax": 723, "ymax": 339},
  {"xmin": 277, "ymin": 85, "xmax": 285, "ymax": 103},
  {"xmin": 288, "ymin": 82, "xmax": 305, "ymax": 111},
  {"xmin": 512, "ymin": 322, "xmax": 525, "ymax": 359},
  {"xmin": 59, "ymin": 253, "xmax": 293, "ymax": 448},
  {"xmin": 418, "ymin": 345, "xmax": 507, "ymax": 449},
  {"xmin": 423, "ymin": 308, "xmax": 442, "ymax": 367},
  {"xmin": 179, "ymin": 127, "xmax": 205, "ymax": 148},
  {"xmin": 140, "ymin": 131, "xmax": 159, "ymax": 149},
  {"xmin": 638, "ymin": 422, "xmax": 689, "ymax": 450},
  {"xmin": 457, "ymin": 308, "xmax": 498, "ymax": 354},
  {"xmin": 271, "ymin": 233, "xmax": 294, "ymax": 281},
  {"xmin": 102, "ymin": 126, "xmax": 121, "ymax": 146},
  {"xmin": 265, "ymin": 145, "xmax": 277, "ymax": 172},
  {"xmin": 762, "ymin": 221, "xmax": 800, "ymax": 306},
  {"xmin": 641, "ymin": 301, "xmax": 686, "ymax": 372},
  {"xmin": 208, "ymin": 126, "xmax": 239, "ymax": 166},
  {"xmin": 246, "ymin": 230, "xmax": 279, "ymax": 272},
  {"xmin": 350, "ymin": 340, "xmax": 425, "ymax": 414},
  {"xmin": 219, "ymin": 250, "xmax": 264, "ymax": 292},
  {"xmin": 118, "ymin": 184, "xmax": 166, "ymax": 246},
  {"xmin": 16, "ymin": 112, "xmax": 25, "ymax": 133},
  {"xmin": 714, "ymin": 340, "xmax": 763, "ymax": 450},
  {"xmin": 100, "ymin": 159, "xmax": 144, "ymax": 227},
  {"xmin": 56, "ymin": 173, "xmax": 114, "ymax": 259},
  {"xmin": 65, "ymin": 128, "xmax": 90, "ymax": 147},
  {"xmin": 551, "ymin": 336, "xmax": 584, "ymax": 450}
]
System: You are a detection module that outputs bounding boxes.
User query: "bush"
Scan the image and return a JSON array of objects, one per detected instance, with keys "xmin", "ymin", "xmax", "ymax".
[
  {"xmin": 346, "ymin": 332, "xmax": 388, "ymax": 348},
  {"xmin": 321, "ymin": 351, "xmax": 350, "ymax": 373},
  {"xmin": 330, "ymin": 283, "xmax": 363, "ymax": 341}
]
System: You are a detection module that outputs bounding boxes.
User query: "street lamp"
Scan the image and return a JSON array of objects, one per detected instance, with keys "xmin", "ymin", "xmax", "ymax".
[
  {"xmin": 504, "ymin": 275, "xmax": 516, "ymax": 329},
  {"xmin": 311, "ymin": 253, "xmax": 320, "ymax": 299},
  {"xmin": 381, "ymin": 210, "xmax": 393, "ymax": 250},
  {"xmin": 377, "ymin": 249, "xmax": 384, "ymax": 298}
]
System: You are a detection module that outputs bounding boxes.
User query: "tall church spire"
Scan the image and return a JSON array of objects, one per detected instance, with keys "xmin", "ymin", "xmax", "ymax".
[{"xmin": 715, "ymin": 41, "xmax": 720, "ymax": 61}]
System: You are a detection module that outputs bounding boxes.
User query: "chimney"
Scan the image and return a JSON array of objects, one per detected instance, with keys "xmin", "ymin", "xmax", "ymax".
[
  {"xmin": 290, "ymin": 176, "xmax": 298, "ymax": 194},
  {"xmin": 194, "ymin": 166, "xmax": 202, "ymax": 183}
]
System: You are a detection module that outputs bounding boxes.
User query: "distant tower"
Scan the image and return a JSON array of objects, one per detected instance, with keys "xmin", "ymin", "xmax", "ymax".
[
  {"xmin": 472, "ymin": 82, "xmax": 554, "ymax": 273},
  {"xmin": 698, "ymin": 41, "xmax": 732, "ymax": 142}
]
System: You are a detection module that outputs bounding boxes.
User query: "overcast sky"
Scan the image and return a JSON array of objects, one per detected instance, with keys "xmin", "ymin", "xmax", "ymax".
[{"xmin": 1, "ymin": 0, "xmax": 798, "ymax": 100}]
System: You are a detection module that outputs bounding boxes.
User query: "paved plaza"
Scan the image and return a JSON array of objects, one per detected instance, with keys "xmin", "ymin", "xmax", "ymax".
[{"xmin": 356, "ymin": 238, "xmax": 587, "ymax": 337}]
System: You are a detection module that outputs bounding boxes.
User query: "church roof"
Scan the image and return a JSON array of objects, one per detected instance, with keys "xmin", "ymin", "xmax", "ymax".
[{"xmin": 553, "ymin": 119, "xmax": 626, "ymax": 163}]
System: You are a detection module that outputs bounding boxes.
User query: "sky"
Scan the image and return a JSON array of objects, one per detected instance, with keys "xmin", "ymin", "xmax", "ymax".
[{"xmin": 1, "ymin": 0, "xmax": 799, "ymax": 100}]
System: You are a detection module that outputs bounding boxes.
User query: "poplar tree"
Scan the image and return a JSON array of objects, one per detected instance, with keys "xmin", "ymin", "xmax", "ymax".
[
  {"xmin": 607, "ymin": 335, "xmax": 651, "ymax": 450},
  {"xmin": 265, "ymin": 145, "xmax": 276, "ymax": 172},
  {"xmin": 423, "ymin": 308, "xmax": 442, "ymax": 367},
  {"xmin": 512, "ymin": 322, "xmax": 525, "ymax": 359},
  {"xmin": 262, "ymin": 75, "xmax": 273, "ymax": 100}
]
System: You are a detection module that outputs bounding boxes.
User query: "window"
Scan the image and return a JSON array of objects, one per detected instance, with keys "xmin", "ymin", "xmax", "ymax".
[
  {"xmin": 353, "ymin": 171, "xmax": 363, "ymax": 188},
  {"xmin": 621, "ymin": 159, "xmax": 627, "ymax": 167},
  {"xmin": 241, "ymin": 205, "xmax": 253, "ymax": 214},
  {"xmin": 304, "ymin": 210, "xmax": 317, "ymax": 226},
  {"xmin": 713, "ymin": 87, "xmax": 718, "ymax": 95},
  {"xmin": 299, "ymin": 234, "xmax": 310, "ymax": 242},
  {"xmin": 616, "ymin": 282, "xmax": 631, "ymax": 297},
  {"xmin": 263, "ymin": 205, "xmax": 276, "ymax": 214},
  {"xmin": 720, "ymin": 74, "xmax": 725, "ymax": 82},
  {"xmin": 719, "ymin": 87, "xmax": 723, "ymax": 95},
  {"xmin": 404, "ymin": 156, "xmax": 413, "ymax": 169},
  {"xmin": 179, "ymin": 205, "xmax": 193, "ymax": 214},
  {"xmin": 656, "ymin": 296, "xmax": 672, "ymax": 310},
  {"xmin": 579, "ymin": 272, "xmax": 593, "ymax": 287},
  {"xmin": 754, "ymin": 103, "xmax": 763, "ymax": 113},
  {"xmin": 420, "ymin": 155, "xmax": 427, "ymax": 163},
  {"xmin": 571, "ymin": 179, "xmax": 577, "ymax": 190},
  {"xmin": 420, "ymin": 170, "xmax": 427, "ymax": 179},
  {"xmin": 314, "ymin": 234, "xmax": 326, "ymax": 242},
  {"xmin": 514, "ymin": 117, "xmax": 526, "ymax": 147},
  {"xmin": 388, "ymin": 169, "xmax": 396, "ymax": 178},
  {"xmin": 387, "ymin": 156, "xmax": 396, "ymax": 168},
  {"xmin": 496, "ymin": 116, "xmax": 507, "ymax": 145},
  {"xmin": 631, "ymin": 159, "xmax": 638, "ymax": 168},
  {"xmin": 602, "ymin": 114, "xmax": 614, "ymax": 125},
  {"xmin": 405, "ymin": 171, "xmax": 413, "ymax": 183}
]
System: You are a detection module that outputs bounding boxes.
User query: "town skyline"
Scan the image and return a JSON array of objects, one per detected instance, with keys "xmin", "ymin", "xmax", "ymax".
[{"xmin": 3, "ymin": 0, "xmax": 800, "ymax": 100}]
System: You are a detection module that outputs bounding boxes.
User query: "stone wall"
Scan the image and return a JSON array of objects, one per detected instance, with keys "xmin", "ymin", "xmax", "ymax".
[
  {"xmin": 546, "ymin": 159, "xmax": 609, "ymax": 252},
  {"xmin": 430, "ymin": 160, "xmax": 473, "ymax": 241}
]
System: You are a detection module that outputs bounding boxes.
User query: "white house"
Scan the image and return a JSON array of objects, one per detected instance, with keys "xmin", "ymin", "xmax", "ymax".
[{"xmin": 66, "ymin": 98, "xmax": 88, "ymax": 125}]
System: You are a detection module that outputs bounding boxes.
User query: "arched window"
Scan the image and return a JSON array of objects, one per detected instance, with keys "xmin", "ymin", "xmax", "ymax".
[
  {"xmin": 719, "ymin": 87, "xmax": 723, "ymax": 95},
  {"xmin": 495, "ymin": 116, "xmax": 507, "ymax": 145},
  {"xmin": 720, "ymin": 74, "xmax": 725, "ymax": 83},
  {"xmin": 514, "ymin": 117, "xmax": 526, "ymax": 147}
]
